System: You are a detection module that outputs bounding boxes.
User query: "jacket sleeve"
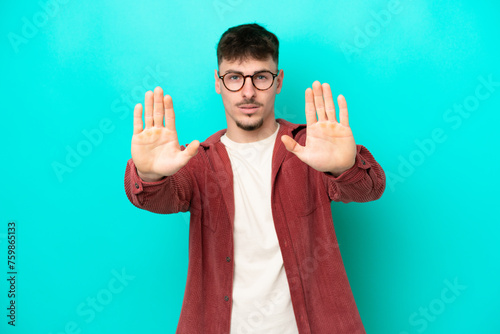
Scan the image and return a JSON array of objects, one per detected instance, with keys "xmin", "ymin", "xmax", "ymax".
[
  {"xmin": 124, "ymin": 158, "xmax": 193, "ymax": 214},
  {"xmin": 323, "ymin": 144, "xmax": 386, "ymax": 203}
]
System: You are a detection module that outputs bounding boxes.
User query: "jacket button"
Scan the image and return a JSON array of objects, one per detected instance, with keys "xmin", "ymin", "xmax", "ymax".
[
  {"xmin": 226, "ymin": 256, "xmax": 231, "ymax": 262},
  {"xmin": 134, "ymin": 182, "xmax": 139, "ymax": 189},
  {"xmin": 224, "ymin": 295, "xmax": 229, "ymax": 301},
  {"xmin": 362, "ymin": 160, "xmax": 366, "ymax": 165}
]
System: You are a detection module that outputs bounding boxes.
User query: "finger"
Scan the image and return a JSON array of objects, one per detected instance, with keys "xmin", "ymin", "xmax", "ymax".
[
  {"xmin": 164, "ymin": 94, "xmax": 176, "ymax": 131},
  {"xmin": 338, "ymin": 94, "xmax": 349, "ymax": 127},
  {"xmin": 144, "ymin": 90, "xmax": 154, "ymax": 128},
  {"xmin": 312, "ymin": 81, "xmax": 326, "ymax": 122},
  {"xmin": 322, "ymin": 83, "xmax": 337, "ymax": 122},
  {"xmin": 305, "ymin": 88, "xmax": 316, "ymax": 125},
  {"xmin": 153, "ymin": 86, "xmax": 165, "ymax": 128},
  {"xmin": 183, "ymin": 140, "xmax": 200, "ymax": 159},
  {"xmin": 281, "ymin": 135, "xmax": 305, "ymax": 157},
  {"xmin": 133, "ymin": 103, "xmax": 144, "ymax": 134}
]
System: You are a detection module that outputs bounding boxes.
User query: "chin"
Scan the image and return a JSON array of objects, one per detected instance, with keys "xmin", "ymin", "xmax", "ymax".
[{"xmin": 235, "ymin": 117, "xmax": 264, "ymax": 131}]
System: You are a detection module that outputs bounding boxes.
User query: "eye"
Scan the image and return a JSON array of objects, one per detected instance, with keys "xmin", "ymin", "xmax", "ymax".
[
  {"xmin": 255, "ymin": 73, "xmax": 270, "ymax": 81},
  {"xmin": 227, "ymin": 74, "xmax": 241, "ymax": 81}
]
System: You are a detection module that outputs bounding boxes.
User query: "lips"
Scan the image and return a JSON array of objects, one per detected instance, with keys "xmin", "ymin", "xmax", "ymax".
[{"xmin": 238, "ymin": 104, "xmax": 260, "ymax": 115}]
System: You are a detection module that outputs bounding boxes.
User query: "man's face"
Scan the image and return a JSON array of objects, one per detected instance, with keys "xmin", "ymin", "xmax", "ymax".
[{"xmin": 215, "ymin": 56, "xmax": 283, "ymax": 132}]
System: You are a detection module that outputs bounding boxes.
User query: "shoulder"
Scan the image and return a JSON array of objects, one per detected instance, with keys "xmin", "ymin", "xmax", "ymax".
[
  {"xmin": 199, "ymin": 128, "xmax": 227, "ymax": 148},
  {"xmin": 180, "ymin": 128, "xmax": 226, "ymax": 157}
]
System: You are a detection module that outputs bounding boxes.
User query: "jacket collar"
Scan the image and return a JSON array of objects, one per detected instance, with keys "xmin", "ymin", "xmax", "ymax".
[
  {"xmin": 198, "ymin": 119, "xmax": 305, "ymax": 229},
  {"xmin": 200, "ymin": 118, "xmax": 306, "ymax": 191}
]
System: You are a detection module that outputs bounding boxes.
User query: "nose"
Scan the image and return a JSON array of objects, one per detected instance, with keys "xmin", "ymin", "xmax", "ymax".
[{"xmin": 241, "ymin": 76, "xmax": 257, "ymax": 98}]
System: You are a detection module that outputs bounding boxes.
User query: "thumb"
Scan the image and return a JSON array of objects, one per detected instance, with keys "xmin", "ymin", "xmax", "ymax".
[
  {"xmin": 183, "ymin": 139, "xmax": 200, "ymax": 158},
  {"xmin": 281, "ymin": 135, "xmax": 304, "ymax": 156}
]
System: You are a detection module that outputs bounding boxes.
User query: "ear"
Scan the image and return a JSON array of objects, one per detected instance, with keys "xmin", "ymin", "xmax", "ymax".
[
  {"xmin": 215, "ymin": 69, "xmax": 221, "ymax": 94},
  {"xmin": 275, "ymin": 69, "xmax": 284, "ymax": 94}
]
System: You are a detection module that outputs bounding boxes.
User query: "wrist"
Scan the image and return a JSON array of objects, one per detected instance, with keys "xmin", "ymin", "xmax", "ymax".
[
  {"xmin": 328, "ymin": 169, "xmax": 347, "ymax": 177},
  {"xmin": 328, "ymin": 162, "xmax": 355, "ymax": 177},
  {"xmin": 137, "ymin": 170, "xmax": 165, "ymax": 182}
]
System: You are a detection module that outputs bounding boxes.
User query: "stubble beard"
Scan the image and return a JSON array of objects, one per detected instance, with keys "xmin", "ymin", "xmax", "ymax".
[{"xmin": 235, "ymin": 116, "xmax": 264, "ymax": 131}]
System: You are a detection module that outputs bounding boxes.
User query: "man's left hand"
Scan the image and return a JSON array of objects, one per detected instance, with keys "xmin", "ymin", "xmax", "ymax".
[{"xmin": 281, "ymin": 81, "xmax": 357, "ymax": 177}]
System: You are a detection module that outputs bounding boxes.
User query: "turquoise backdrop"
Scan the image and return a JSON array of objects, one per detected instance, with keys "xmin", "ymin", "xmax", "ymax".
[{"xmin": 1, "ymin": 0, "xmax": 499, "ymax": 333}]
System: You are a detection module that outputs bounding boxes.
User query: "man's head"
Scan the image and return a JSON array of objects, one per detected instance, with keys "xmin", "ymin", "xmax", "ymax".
[
  {"xmin": 216, "ymin": 23, "xmax": 279, "ymax": 67},
  {"xmin": 215, "ymin": 23, "xmax": 283, "ymax": 140}
]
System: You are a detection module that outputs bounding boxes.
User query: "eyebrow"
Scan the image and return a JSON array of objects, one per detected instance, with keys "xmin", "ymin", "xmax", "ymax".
[{"xmin": 223, "ymin": 69, "xmax": 275, "ymax": 75}]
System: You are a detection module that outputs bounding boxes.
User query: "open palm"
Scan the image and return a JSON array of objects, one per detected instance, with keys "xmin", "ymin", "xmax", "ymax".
[
  {"xmin": 131, "ymin": 87, "xmax": 199, "ymax": 181},
  {"xmin": 281, "ymin": 81, "xmax": 356, "ymax": 176}
]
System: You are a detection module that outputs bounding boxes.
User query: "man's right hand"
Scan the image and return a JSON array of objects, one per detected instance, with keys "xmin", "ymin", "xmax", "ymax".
[{"xmin": 131, "ymin": 86, "xmax": 200, "ymax": 182}]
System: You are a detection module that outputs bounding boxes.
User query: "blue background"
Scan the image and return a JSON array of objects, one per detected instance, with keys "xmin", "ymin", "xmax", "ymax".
[{"xmin": 1, "ymin": 0, "xmax": 499, "ymax": 333}]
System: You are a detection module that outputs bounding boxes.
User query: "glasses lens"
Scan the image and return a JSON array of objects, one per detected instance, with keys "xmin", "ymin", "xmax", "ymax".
[
  {"xmin": 223, "ymin": 73, "xmax": 244, "ymax": 91},
  {"xmin": 252, "ymin": 72, "xmax": 274, "ymax": 90}
]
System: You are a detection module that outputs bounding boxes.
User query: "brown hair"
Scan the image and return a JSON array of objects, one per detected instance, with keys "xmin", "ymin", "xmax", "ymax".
[{"xmin": 216, "ymin": 23, "xmax": 279, "ymax": 67}]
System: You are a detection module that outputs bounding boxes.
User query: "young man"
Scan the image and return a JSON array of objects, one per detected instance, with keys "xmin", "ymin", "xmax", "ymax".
[{"xmin": 124, "ymin": 23, "xmax": 385, "ymax": 333}]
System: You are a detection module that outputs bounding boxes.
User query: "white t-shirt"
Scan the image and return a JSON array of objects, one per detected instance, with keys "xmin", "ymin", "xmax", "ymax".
[{"xmin": 221, "ymin": 125, "xmax": 299, "ymax": 334}]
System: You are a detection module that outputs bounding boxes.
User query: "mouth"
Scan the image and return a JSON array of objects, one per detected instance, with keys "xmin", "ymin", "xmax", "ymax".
[{"xmin": 237, "ymin": 104, "xmax": 260, "ymax": 115}]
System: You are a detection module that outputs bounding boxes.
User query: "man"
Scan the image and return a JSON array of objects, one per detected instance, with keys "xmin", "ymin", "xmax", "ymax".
[{"xmin": 124, "ymin": 23, "xmax": 385, "ymax": 333}]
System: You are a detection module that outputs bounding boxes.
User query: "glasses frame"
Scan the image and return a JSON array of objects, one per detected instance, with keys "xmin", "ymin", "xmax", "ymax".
[{"xmin": 218, "ymin": 70, "xmax": 280, "ymax": 92}]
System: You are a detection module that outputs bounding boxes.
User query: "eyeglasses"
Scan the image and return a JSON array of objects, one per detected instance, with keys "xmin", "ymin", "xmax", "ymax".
[{"xmin": 218, "ymin": 70, "xmax": 280, "ymax": 92}]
